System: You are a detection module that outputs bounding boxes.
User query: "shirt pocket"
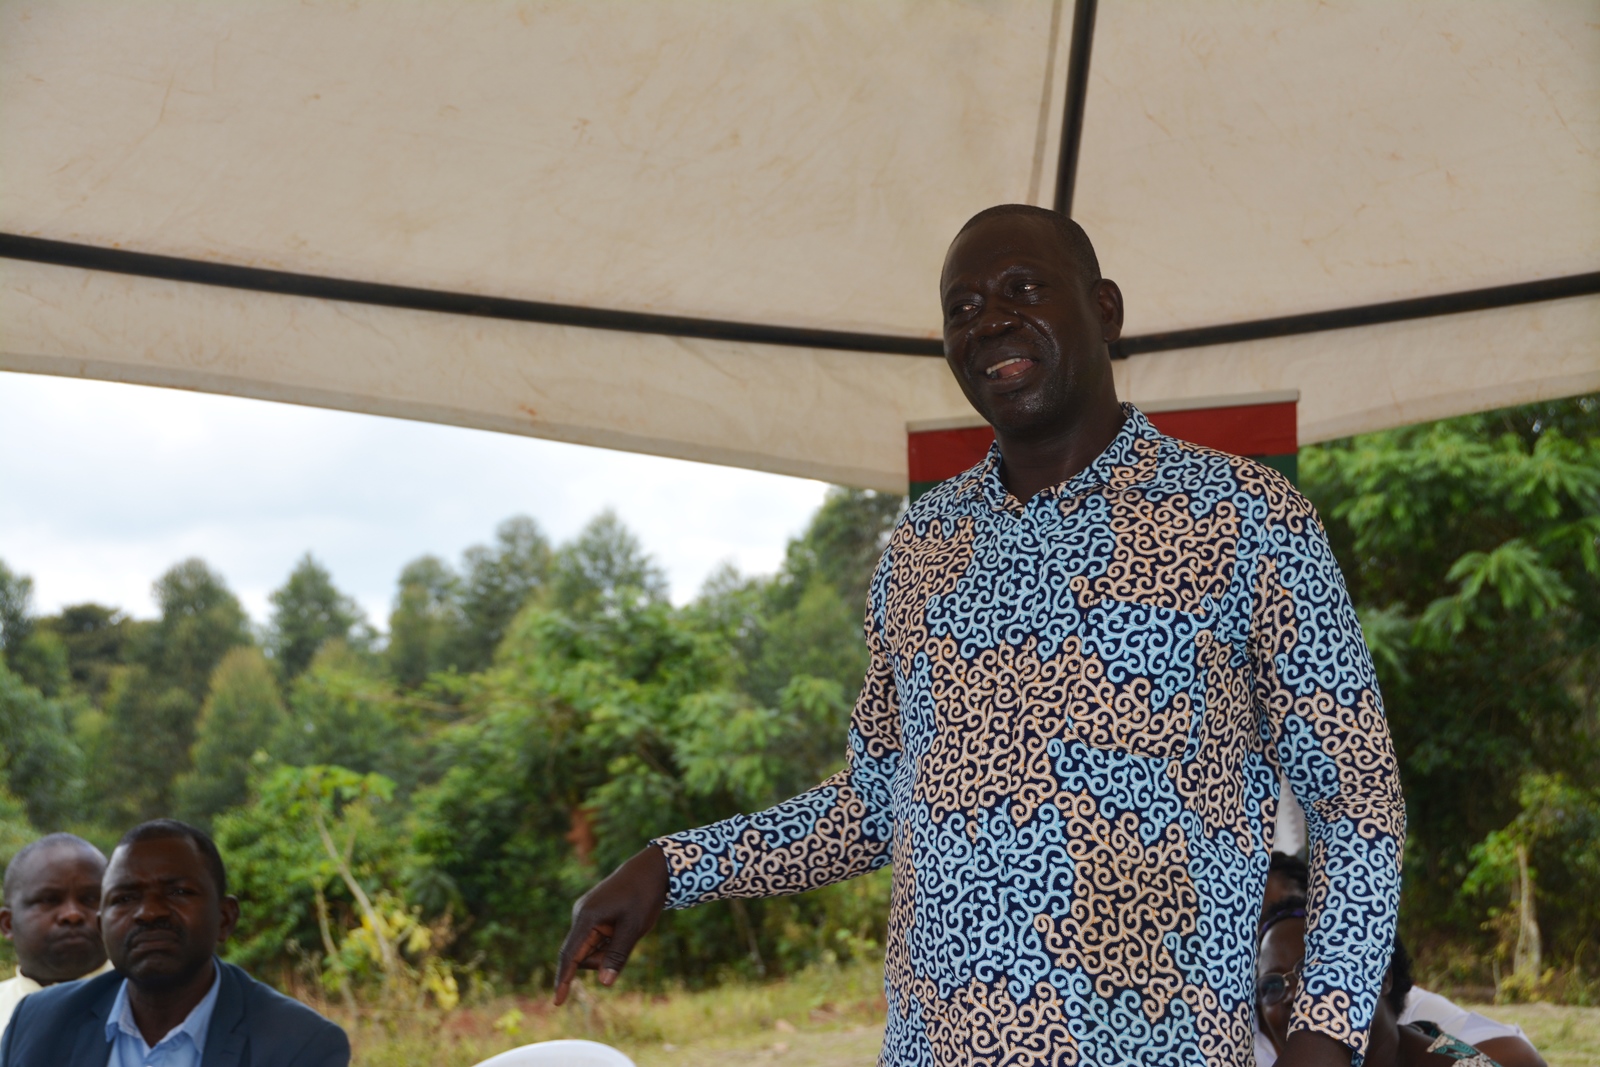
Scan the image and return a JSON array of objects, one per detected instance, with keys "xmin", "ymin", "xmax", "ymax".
[{"xmin": 1065, "ymin": 589, "xmax": 1205, "ymax": 760}]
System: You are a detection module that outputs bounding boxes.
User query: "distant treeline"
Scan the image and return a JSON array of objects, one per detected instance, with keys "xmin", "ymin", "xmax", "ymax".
[{"xmin": 0, "ymin": 394, "xmax": 1595, "ymax": 1002}]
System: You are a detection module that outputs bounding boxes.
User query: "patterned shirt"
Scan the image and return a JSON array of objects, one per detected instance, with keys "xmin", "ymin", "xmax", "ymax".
[{"xmin": 656, "ymin": 406, "xmax": 1404, "ymax": 1067}]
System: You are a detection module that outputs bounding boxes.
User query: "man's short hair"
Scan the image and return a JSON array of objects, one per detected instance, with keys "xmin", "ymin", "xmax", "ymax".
[
  {"xmin": 3, "ymin": 833, "xmax": 105, "ymax": 905},
  {"xmin": 956, "ymin": 204, "xmax": 1102, "ymax": 284},
  {"xmin": 116, "ymin": 820, "xmax": 227, "ymax": 899}
]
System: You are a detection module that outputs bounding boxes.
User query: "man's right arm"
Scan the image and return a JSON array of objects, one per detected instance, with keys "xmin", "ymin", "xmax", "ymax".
[{"xmin": 556, "ymin": 589, "xmax": 905, "ymax": 1003}]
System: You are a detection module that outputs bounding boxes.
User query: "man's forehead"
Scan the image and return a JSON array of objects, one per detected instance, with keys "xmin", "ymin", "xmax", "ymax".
[
  {"xmin": 106, "ymin": 837, "xmax": 206, "ymax": 881},
  {"xmin": 942, "ymin": 215, "xmax": 1070, "ymax": 285},
  {"xmin": 12, "ymin": 843, "xmax": 104, "ymax": 886}
]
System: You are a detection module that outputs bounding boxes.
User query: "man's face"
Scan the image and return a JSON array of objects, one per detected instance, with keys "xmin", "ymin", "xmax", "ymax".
[
  {"xmin": 1256, "ymin": 917, "xmax": 1306, "ymax": 1055},
  {"xmin": 0, "ymin": 845, "xmax": 106, "ymax": 983},
  {"xmin": 101, "ymin": 837, "xmax": 238, "ymax": 991},
  {"xmin": 940, "ymin": 214, "xmax": 1122, "ymax": 442}
]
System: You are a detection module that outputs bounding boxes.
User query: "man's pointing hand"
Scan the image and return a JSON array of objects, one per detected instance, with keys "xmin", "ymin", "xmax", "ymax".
[{"xmin": 553, "ymin": 844, "xmax": 670, "ymax": 1006}]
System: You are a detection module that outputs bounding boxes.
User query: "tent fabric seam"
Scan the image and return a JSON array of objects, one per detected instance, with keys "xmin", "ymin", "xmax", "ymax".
[{"xmin": 1, "ymin": 232, "xmax": 1594, "ymax": 360}]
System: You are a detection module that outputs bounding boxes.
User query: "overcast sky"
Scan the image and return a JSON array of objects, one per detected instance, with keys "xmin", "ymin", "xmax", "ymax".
[{"xmin": 0, "ymin": 371, "xmax": 830, "ymax": 630}]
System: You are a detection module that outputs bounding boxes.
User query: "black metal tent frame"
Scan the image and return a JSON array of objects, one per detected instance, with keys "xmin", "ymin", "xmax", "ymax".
[{"xmin": 2, "ymin": 0, "xmax": 1596, "ymax": 361}]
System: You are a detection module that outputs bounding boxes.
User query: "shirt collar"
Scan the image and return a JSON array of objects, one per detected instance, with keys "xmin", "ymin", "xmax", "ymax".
[
  {"xmin": 10, "ymin": 958, "xmax": 112, "ymax": 996},
  {"xmin": 975, "ymin": 403, "xmax": 1163, "ymax": 512},
  {"xmin": 105, "ymin": 958, "xmax": 223, "ymax": 1055}
]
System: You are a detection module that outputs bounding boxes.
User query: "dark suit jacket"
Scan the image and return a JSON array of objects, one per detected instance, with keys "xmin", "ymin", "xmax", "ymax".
[{"xmin": 0, "ymin": 958, "xmax": 349, "ymax": 1067}]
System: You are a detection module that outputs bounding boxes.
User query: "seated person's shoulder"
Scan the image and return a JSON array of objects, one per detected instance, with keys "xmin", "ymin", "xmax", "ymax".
[
  {"xmin": 228, "ymin": 963, "xmax": 350, "ymax": 1060},
  {"xmin": 8, "ymin": 966, "xmax": 119, "ymax": 1019},
  {"xmin": 1, "ymin": 970, "xmax": 122, "ymax": 1056}
]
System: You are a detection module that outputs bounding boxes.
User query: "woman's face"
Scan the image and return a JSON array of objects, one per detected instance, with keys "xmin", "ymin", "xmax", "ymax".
[{"xmin": 1257, "ymin": 916, "xmax": 1307, "ymax": 1055}]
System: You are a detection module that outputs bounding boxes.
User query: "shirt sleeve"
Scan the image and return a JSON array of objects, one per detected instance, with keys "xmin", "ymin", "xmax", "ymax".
[
  {"xmin": 1249, "ymin": 484, "xmax": 1405, "ymax": 1063},
  {"xmin": 652, "ymin": 574, "xmax": 904, "ymax": 909}
]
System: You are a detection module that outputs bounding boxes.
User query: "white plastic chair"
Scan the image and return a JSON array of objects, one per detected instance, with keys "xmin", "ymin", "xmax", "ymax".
[{"xmin": 471, "ymin": 1039, "xmax": 637, "ymax": 1067}]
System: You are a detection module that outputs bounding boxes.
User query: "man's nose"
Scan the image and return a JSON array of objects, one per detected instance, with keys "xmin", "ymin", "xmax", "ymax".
[
  {"xmin": 132, "ymin": 893, "xmax": 172, "ymax": 922},
  {"xmin": 973, "ymin": 302, "xmax": 1021, "ymax": 339},
  {"xmin": 58, "ymin": 900, "xmax": 92, "ymax": 924}
]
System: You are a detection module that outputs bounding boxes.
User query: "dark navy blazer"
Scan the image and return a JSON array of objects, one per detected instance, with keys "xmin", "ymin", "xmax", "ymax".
[{"xmin": 0, "ymin": 959, "xmax": 349, "ymax": 1067}]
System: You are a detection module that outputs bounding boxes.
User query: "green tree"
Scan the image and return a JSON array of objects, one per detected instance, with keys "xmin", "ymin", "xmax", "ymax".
[
  {"xmin": 1462, "ymin": 773, "xmax": 1600, "ymax": 995},
  {"xmin": 0, "ymin": 560, "xmax": 34, "ymax": 666},
  {"xmin": 39, "ymin": 603, "xmax": 141, "ymax": 704},
  {"xmin": 386, "ymin": 556, "xmax": 464, "ymax": 688},
  {"xmin": 773, "ymin": 488, "xmax": 903, "ymax": 613},
  {"xmin": 548, "ymin": 511, "xmax": 667, "ymax": 620},
  {"xmin": 456, "ymin": 516, "xmax": 551, "ymax": 671},
  {"xmin": 142, "ymin": 559, "xmax": 253, "ymax": 702},
  {"xmin": 698, "ymin": 487, "xmax": 903, "ymax": 708},
  {"xmin": 275, "ymin": 644, "xmax": 416, "ymax": 790},
  {"xmin": 88, "ymin": 559, "xmax": 253, "ymax": 823},
  {"xmin": 268, "ymin": 555, "xmax": 365, "ymax": 682},
  {"xmin": 414, "ymin": 517, "xmax": 881, "ymax": 989},
  {"xmin": 175, "ymin": 647, "xmax": 288, "ymax": 824},
  {"xmin": 0, "ymin": 660, "xmax": 86, "ymax": 829},
  {"xmin": 92, "ymin": 667, "xmax": 202, "ymax": 824},
  {"xmin": 215, "ymin": 763, "xmax": 412, "ymax": 990},
  {"xmin": 412, "ymin": 599, "xmax": 733, "ymax": 984},
  {"xmin": 0, "ymin": 560, "xmax": 72, "ymax": 697}
]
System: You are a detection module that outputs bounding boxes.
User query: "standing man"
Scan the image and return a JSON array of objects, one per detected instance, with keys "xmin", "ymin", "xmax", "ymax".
[
  {"xmin": 0, "ymin": 833, "xmax": 113, "ymax": 1031},
  {"xmin": 557, "ymin": 205, "xmax": 1404, "ymax": 1067},
  {"xmin": 0, "ymin": 819, "xmax": 349, "ymax": 1066}
]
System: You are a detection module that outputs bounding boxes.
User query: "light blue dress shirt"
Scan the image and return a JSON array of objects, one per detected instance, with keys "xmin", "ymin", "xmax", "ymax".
[{"xmin": 104, "ymin": 961, "xmax": 222, "ymax": 1067}]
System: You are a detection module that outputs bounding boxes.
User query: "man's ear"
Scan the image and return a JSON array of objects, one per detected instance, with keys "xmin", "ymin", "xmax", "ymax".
[
  {"xmin": 0, "ymin": 907, "xmax": 12, "ymax": 940},
  {"xmin": 1380, "ymin": 968, "xmax": 1393, "ymax": 997},
  {"xmin": 217, "ymin": 895, "xmax": 241, "ymax": 944},
  {"xmin": 1095, "ymin": 279, "xmax": 1124, "ymax": 343}
]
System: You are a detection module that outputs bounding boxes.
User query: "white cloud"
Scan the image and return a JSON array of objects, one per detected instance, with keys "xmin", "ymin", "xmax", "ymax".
[{"xmin": 0, "ymin": 371, "xmax": 831, "ymax": 628}]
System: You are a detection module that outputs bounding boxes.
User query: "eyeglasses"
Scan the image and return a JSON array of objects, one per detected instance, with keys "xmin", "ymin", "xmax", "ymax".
[{"xmin": 1256, "ymin": 959, "xmax": 1304, "ymax": 1007}]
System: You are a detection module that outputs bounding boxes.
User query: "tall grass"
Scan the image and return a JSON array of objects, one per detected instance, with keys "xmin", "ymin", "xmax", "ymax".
[{"xmin": 334, "ymin": 957, "xmax": 887, "ymax": 1067}]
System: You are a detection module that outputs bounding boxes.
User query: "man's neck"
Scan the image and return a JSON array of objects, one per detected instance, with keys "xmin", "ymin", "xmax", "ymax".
[
  {"xmin": 995, "ymin": 397, "xmax": 1126, "ymax": 503},
  {"xmin": 17, "ymin": 962, "xmax": 92, "ymax": 988},
  {"xmin": 127, "ymin": 957, "xmax": 216, "ymax": 1047}
]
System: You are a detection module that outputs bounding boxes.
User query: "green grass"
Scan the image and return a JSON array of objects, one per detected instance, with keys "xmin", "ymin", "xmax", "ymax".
[
  {"xmin": 335, "ymin": 962, "xmax": 1600, "ymax": 1067},
  {"xmin": 338, "ymin": 959, "xmax": 887, "ymax": 1067},
  {"xmin": 1459, "ymin": 1003, "xmax": 1600, "ymax": 1067}
]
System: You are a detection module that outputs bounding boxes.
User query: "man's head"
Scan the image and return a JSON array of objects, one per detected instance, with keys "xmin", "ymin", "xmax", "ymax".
[
  {"xmin": 939, "ymin": 205, "xmax": 1122, "ymax": 443},
  {"xmin": 101, "ymin": 820, "xmax": 237, "ymax": 992},
  {"xmin": 0, "ymin": 833, "xmax": 107, "ymax": 984}
]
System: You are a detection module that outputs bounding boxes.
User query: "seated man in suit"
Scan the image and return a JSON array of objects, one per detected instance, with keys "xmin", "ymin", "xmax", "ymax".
[
  {"xmin": 0, "ymin": 819, "xmax": 349, "ymax": 1066},
  {"xmin": 0, "ymin": 833, "xmax": 115, "ymax": 1031}
]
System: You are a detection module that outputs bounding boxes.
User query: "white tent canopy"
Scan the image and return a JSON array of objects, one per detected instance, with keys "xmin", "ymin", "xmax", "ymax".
[{"xmin": 2, "ymin": 0, "xmax": 1596, "ymax": 491}]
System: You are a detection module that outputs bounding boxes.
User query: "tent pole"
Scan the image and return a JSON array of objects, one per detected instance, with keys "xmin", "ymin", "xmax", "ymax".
[{"xmin": 1053, "ymin": 0, "xmax": 1099, "ymax": 217}]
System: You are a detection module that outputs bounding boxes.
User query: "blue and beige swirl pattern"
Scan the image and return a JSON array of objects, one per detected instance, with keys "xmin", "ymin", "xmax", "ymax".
[{"xmin": 655, "ymin": 405, "xmax": 1403, "ymax": 1067}]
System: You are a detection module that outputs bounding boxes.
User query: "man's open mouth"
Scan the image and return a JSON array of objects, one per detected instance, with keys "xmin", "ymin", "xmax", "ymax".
[{"xmin": 984, "ymin": 356, "xmax": 1035, "ymax": 381}]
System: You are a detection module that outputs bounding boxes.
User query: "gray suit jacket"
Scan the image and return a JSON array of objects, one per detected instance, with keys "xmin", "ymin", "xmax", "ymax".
[{"xmin": 0, "ymin": 958, "xmax": 349, "ymax": 1067}]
